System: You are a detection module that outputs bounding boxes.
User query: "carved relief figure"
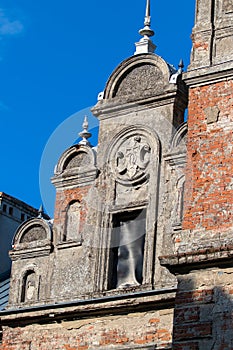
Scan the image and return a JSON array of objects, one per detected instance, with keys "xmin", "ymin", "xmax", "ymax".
[
  {"xmin": 115, "ymin": 135, "xmax": 151, "ymax": 185},
  {"xmin": 64, "ymin": 201, "xmax": 81, "ymax": 241},
  {"xmin": 21, "ymin": 271, "xmax": 37, "ymax": 302},
  {"xmin": 174, "ymin": 176, "xmax": 185, "ymax": 226}
]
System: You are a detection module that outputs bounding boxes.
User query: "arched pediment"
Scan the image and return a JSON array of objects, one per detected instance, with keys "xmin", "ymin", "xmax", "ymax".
[
  {"xmin": 13, "ymin": 218, "xmax": 52, "ymax": 248},
  {"xmin": 54, "ymin": 144, "xmax": 96, "ymax": 175},
  {"xmin": 104, "ymin": 54, "xmax": 174, "ymax": 101}
]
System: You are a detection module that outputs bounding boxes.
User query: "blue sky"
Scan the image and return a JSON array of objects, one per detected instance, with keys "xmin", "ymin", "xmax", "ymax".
[{"xmin": 0, "ymin": 0, "xmax": 195, "ymax": 217}]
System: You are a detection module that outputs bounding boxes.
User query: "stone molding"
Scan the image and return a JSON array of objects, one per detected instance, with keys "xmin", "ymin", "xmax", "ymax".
[
  {"xmin": 56, "ymin": 240, "xmax": 82, "ymax": 250},
  {"xmin": 103, "ymin": 54, "xmax": 173, "ymax": 100},
  {"xmin": 159, "ymin": 245, "xmax": 233, "ymax": 273},
  {"xmin": 10, "ymin": 245, "xmax": 52, "ymax": 260},
  {"xmin": 92, "ymin": 90, "xmax": 186, "ymax": 120},
  {"xmin": 184, "ymin": 63, "xmax": 233, "ymax": 87},
  {"xmin": 10, "ymin": 218, "xmax": 53, "ymax": 260},
  {"xmin": 52, "ymin": 144, "xmax": 97, "ymax": 189},
  {"xmin": 52, "ymin": 169, "xmax": 98, "ymax": 189},
  {"xmin": 0, "ymin": 287, "xmax": 176, "ymax": 325}
]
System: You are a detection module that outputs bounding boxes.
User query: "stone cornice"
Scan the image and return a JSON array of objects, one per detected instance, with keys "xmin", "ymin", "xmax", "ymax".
[
  {"xmin": 51, "ymin": 169, "xmax": 98, "ymax": 189},
  {"xmin": 0, "ymin": 288, "xmax": 176, "ymax": 326},
  {"xmin": 92, "ymin": 89, "xmax": 187, "ymax": 120},
  {"xmin": 184, "ymin": 62, "xmax": 233, "ymax": 88},
  {"xmin": 9, "ymin": 244, "xmax": 52, "ymax": 260},
  {"xmin": 159, "ymin": 245, "xmax": 233, "ymax": 274}
]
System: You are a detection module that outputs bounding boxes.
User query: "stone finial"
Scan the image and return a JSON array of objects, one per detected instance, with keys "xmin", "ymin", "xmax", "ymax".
[
  {"xmin": 38, "ymin": 204, "xmax": 44, "ymax": 218},
  {"xmin": 78, "ymin": 116, "xmax": 92, "ymax": 146},
  {"xmin": 134, "ymin": 0, "xmax": 156, "ymax": 55},
  {"xmin": 169, "ymin": 59, "xmax": 185, "ymax": 84},
  {"xmin": 178, "ymin": 59, "xmax": 184, "ymax": 74}
]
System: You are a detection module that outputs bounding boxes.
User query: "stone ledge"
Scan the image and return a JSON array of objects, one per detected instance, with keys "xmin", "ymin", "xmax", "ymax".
[
  {"xmin": 0, "ymin": 288, "xmax": 176, "ymax": 325},
  {"xmin": 184, "ymin": 63, "xmax": 233, "ymax": 87},
  {"xmin": 9, "ymin": 244, "xmax": 52, "ymax": 260},
  {"xmin": 51, "ymin": 169, "xmax": 98, "ymax": 189},
  {"xmin": 159, "ymin": 245, "xmax": 233, "ymax": 273}
]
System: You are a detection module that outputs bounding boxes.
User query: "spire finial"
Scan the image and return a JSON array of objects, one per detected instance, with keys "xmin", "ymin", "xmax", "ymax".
[
  {"xmin": 178, "ymin": 59, "xmax": 184, "ymax": 74},
  {"xmin": 78, "ymin": 116, "xmax": 92, "ymax": 146},
  {"xmin": 144, "ymin": 0, "xmax": 151, "ymax": 27},
  {"xmin": 134, "ymin": 0, "xmax": 156, "ymax": 55},
  {"xmin": 38, "ymin": 204, "xmax": 44, "ymax": 218}
]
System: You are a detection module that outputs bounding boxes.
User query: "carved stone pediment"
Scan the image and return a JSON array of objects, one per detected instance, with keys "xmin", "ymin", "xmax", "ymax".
[
  {"xmin": 103, "ymin": 54, "xmax": 172, "ymax": 101},
  {"xmin": 11, "ymin": 218, "xmax": 53, "ymax": 258},
  {"xmin": 64, "ymin": 151, "xmax": 90, "ymax": 170},
  {"xmin": 20, "ymin": 225, "xmax": 47, "ymax": 243},
  {"xmin": 114, "ymin": 64, "xmax": 164, "ymax": 99},
  {"xmin": 52, "ymin": 144, "xmax": 97, "ymax": 188}
]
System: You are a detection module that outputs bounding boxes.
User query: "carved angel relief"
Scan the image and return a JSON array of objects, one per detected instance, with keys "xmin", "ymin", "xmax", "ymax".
[{"xmin": 115, "ymin": 135, "xmax": 151, "ymax": 185}]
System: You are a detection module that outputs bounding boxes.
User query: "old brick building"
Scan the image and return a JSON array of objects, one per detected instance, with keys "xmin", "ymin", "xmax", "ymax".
[{"xmin": 0, "ymin": 0, "xmax": 233, "ymax": 349}]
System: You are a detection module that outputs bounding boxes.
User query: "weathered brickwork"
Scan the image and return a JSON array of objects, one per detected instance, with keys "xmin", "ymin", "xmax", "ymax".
[
  {"xmin": 0, "ymin": 310, "xmax": 173, "ymax": 350},
  {"xmin": 54, "ymin": 186, "xmax": 90, "ymax": 241},
  {"xmin": 172, "ymin": 269, "xmax": 233, "ymax": 349},
  {"xmin": 183, "ymin": 80, "xmax": 233, "ymax": 231}
]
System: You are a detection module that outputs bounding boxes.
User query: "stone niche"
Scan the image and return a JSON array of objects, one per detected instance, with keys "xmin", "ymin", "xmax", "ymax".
[
  {"xmin": 20, "ymin": 224, "xmax": 47, "ymax": 243},
  {"xmin": 8, "ymin": 218, "xmax": 53, "ymax": 306}
]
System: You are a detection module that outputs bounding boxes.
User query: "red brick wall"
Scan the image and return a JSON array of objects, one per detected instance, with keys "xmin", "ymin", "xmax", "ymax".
[
  {"xmin": 172, "ymin": 270, "xmax": 233, "ymax": 349},
  {"xmin": 53, "ymin": 186, "xmax": 90, "ymax": 239},
  {"xmin": 0, "ymin": 310, "xmax": 173, "ymax": 350},
  {"xmin": 183, "ymin": 80, "xmax": 233, "ymax": 230}
]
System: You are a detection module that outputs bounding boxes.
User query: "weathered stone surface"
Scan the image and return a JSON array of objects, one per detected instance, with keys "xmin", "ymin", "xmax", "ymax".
[
  {"xmin": 115, "ymin": 64, "xmax": 164, "ymax": 99},
  {"xmin": 20, "ymin": 225, "xmax": 47, "ymax": 243},
  {"xmin": 3, "ymin": 0, "xmax": 233, "ymax": 348}
]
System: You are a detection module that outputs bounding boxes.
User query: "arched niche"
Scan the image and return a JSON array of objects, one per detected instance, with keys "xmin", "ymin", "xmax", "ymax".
[
  {"xmin": 63, "ymin": 200, "xmax": 81, "ymax": 242},
  {"xmin": 104, "ymin": 54, "xmax": 174, "ymax": 101},
  {"xmin": 173, "ymin": 175, "xmax": 186, "ymax": 227},
  {"xmin": 52, "ymin": 144, "xmax": 98, "ymax": 189},
  {"xmin": 171, "ymin": 122, "xmax": 188, "ymax": 150},
  {"xmin": 21, "ymin": 269, "xmax": 38, "ymax": 303}
]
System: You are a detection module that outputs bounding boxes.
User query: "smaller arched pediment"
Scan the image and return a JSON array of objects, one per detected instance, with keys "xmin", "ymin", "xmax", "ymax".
[
  {"xmin": 171, "ymin": 122, "xmax": 188, "ymax": 150},
  {"xmin": 104, "ymin": 54, "xmax": 174, "ymax": 101},
  {"xmin": 54, "ymin": 144, "xmax": 96, "ymax": 176},
  {"xmin": 13, "ymin": 218, "xmax": 52, "ymax": 249}
]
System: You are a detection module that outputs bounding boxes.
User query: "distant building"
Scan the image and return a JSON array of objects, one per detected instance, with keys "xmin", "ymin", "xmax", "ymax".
[{"xmin": 0, "ymin": 192, "xmax": 38, "ymax": 310}]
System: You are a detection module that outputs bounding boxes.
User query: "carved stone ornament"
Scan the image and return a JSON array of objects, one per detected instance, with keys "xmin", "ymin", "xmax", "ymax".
[{"xmin": 113, "ymin": 135, "xmax": 151, "ymax": 186}]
